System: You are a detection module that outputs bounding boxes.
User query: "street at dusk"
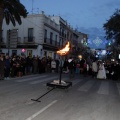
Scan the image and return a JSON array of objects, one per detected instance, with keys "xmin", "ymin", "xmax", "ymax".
[
  {"xmin": 0, "ymin": 1, "xmax": 120, "ymax": 120},
  {"xmin": 0, "ymin": 73, "xmax": 120, "ymax": 120}
]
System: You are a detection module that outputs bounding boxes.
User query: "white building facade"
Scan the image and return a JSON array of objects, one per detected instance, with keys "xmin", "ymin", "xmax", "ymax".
[
  {"xmin": 1, "ymin": 11, "xmax": 89, "ymax": 58},
  {"xmin": 1, "ymin": 11, "xmax": 60, "ymax": 59}
]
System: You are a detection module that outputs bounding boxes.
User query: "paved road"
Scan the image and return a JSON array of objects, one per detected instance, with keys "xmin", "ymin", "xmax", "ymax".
[{"xmin": 0, "ymin": 73, "xmax": 120, "ymax": 120}]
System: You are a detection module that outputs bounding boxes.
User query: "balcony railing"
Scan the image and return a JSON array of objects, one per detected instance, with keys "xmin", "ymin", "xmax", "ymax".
[
  {"xmin": 24, "ymin": 37, "xmax": 35, "ymax": 43},
  {"xmin": 44, "ymin": 38, "xmax": 59, "ymax": 47}
]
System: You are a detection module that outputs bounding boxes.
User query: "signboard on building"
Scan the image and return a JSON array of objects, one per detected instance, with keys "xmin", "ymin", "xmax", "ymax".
[{"xmin": 8, "ymin": 29, "xmax": 18, "ymax": 48}]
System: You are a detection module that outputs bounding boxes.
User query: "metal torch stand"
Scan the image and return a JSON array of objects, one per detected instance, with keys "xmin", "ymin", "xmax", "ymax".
[
  {"xmin": 46, "ymin": 57, "xmax": 72, "ymax": 89},
  {"xmin": 31, "ymin": 59, "xmax": 72, "ymax": 103}
]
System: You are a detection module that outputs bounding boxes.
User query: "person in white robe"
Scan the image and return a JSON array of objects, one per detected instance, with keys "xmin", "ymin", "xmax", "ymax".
[{"xmin": 97, "ymin": 62, "xmax": 106, "ymax": 79}]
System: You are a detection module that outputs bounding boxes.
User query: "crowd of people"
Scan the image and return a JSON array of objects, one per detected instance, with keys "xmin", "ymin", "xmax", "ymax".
[
  {"xmin": 65, "ymin": 57, "xmax": 120, "ymax": 80},
  {"xmin": 0, "ymin": 54, "xmax": 120, "ymax": 81},
  {"xmin": 0, "ymin": 54, "xmax": 60, "ymax": 80}
]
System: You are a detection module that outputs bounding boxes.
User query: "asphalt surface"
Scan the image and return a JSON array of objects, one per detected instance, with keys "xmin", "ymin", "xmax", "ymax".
[{"xmin": 0, "ymin": 73, "xmax": 120, "ymax": 120}]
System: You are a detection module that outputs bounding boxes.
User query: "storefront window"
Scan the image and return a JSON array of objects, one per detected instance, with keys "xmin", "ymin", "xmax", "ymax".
[
  {"xmin": 49, "ymin": 52, "xmax": 52, "ymax": 58},
  {"xmin": 27, "ymin": 50, "xmax": 32, "ymax": 57}
]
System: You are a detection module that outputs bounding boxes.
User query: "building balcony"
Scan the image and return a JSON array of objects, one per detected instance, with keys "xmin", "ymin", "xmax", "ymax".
[
  {"xmin": 44, "ymin": 38, "xmax": 59, "ymax": 47},
  {"xmin": 24, "ymin": 37, "xmax": 35, "ymax": 43}
]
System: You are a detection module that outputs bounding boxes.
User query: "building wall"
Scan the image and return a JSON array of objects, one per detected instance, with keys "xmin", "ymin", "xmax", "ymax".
[
  {"xmin": 1, "ymin": 12, "xmax": 88, "ymax": 58},
  {"xmin": 2, "ymin": 13, "xmax": 60, "ymax": 59}
]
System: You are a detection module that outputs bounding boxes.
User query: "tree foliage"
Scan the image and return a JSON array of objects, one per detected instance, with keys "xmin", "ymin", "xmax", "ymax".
[
  {"xmin": 0, "ymin": 0, "xmax": 28, "ymax": 50},
  {"xmin": 103, "ymin": 9, "xmax": 120, "ymax": 44},
  {"xmin": 3, "ymin": 0, "xmax": 28, "ymax": 26}
]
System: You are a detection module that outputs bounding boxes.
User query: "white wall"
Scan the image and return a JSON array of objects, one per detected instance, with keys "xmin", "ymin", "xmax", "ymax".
[{"xmin": 2, "ymin": 14, "xmax": 60, "ymax": 58}]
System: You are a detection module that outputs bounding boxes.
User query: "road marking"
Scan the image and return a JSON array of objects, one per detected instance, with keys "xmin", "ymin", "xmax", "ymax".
[
  {"xmin": 116, "ymin": 83, "xmax": 120, "ymax": 95},
  {"xmin": 78, "ymin": 80, "xmax": 94, "ymax": 92},
  {"xmin": 25, "ymin": 100, "xmax": 57, "ymax": 120},
  {"xmin": 30, "ymin": 76, "xmax": 58, "ymax": 84},
  {"xmin": 97, "ymin": 81, "xmax": 109, "ymax": 95},
  {"xmin": 16, "ymin": 75, "xmax": 48, "ymax": 82},
  {"xmin": 72, "ymin": 79, "xmax": 83, "ymax": 86}
]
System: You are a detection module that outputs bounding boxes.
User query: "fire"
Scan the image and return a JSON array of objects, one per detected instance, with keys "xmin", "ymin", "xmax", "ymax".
[{"xmin": 57, "ymin": 42, "xmax": 70, "ymax": 55}]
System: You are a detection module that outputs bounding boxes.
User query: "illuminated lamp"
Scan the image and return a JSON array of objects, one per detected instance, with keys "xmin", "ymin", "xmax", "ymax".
[{"xmin": 22, "ymin": 48, "xmax": 25, "ymax": 53}]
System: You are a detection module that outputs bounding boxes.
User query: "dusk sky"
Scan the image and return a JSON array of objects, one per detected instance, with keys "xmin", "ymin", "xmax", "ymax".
[{"xmin": 20, "ymin": 0, "xmax": 120, "ymax": 49}]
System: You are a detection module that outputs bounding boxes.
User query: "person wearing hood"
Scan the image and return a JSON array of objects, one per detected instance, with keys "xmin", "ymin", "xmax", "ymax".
[{"xmin": 68, "ymin": 57, "xmax": 75, "ymax": 78}]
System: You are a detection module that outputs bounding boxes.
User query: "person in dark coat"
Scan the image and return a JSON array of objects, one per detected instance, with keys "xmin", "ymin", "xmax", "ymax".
[
  {"xmin": 10, "ymin": 57, "xmax": 17, "ymax": 77},
  {"xmin": 111, "ymin": 62, "xmax": 119, "ymax": 80},
  {"xmin": 105, "ymin": 62, "xmax": 112, "ymax": 79},
  {"xmin": 32, "ymin": 57, "xmax": 38, "ymax": 74},
  {"xmin": 55, "ymin": 59, "xmax": 60, "ymax": 73},
  {"xmin": 4, "ymin": 55, "xmax": 11, "ymax": 79},
  {"xmin": 26, "ymin": 56, "xmax": 33, "ymax": 74},
  {"xmin": 41, "ymin": 58, "xmax": 46, "ymax": 73},
  {"xmin": 0, "ymin": 56, "xmax": 5, "ymax": 80},
  {"xmin": 38, "ymin": 57, "xmax": 42, "ymax": 74},
  {"xmin": 79, "ymin": 58, "xmax": 85, "ymax": 74},
  {"xmin": 20, "ymin": 56, "xmax": 26, "ymax": 75},
  {"xmin": 63, "ymin": 59, "xmax": 68, "ymax": 71}
]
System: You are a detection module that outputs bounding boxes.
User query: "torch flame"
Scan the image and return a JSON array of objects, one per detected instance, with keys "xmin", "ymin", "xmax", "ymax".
[{"xmin": 57, "ymin": 42, "xmax": 70, "ymax": 55}]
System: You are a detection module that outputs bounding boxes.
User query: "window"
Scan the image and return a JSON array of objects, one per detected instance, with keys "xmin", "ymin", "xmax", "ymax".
[
  {"xmin": 27, "ymin": 50, "xmax": 32, "ymax": 57},
  {"xmin": 28, "ymin": 28, "xmax": 33, "ymax": 42},
  {"xmin": 44, "ymin": 51, "xmax": 47, "ymax": 57},
  {"xmin": 55, "ymin": 35, "xmax": 57, "ymax": 45},
  {"xmin": 50, "ymin": 32, "xmax": 53, "ymax": 44},
  {"xmin": 44, "ymin": 29, "xmax": 47, "ymax": 43},
  {"xmin": 12, "ymin": 50, "xmax": 17, "ymax": 56},
  {"xmin": 49, "ymin": 52, "xmax": 52, "ymax": 58},
  {"xmin": 12, "ymin": 29, "xmax": 18, "ymax": 38},
  {"xmin": 7, "ymin": 30, "xmax": 11, "ymax": 46},
  {"xmin": 7, "ymin": 29, "xmax": 18, "ymax": 48}
]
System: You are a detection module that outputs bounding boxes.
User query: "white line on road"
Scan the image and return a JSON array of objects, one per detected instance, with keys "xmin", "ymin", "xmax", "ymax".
[
  {"xmin": 97, "ymin": 81, "xmax": 109, "ymax": 95},
  {"xmin": 72, "ymin": 79, "xmax": 83, "ymax": 86},
  {"xmin": 16, "ymin": 75, "xmax": 48, "ymax": 82},
  {"xmin": 78, "ymin": 80, "xmax": 94, "ymax": 92},
  {"xmin": 30, "ymin": 76, "xmax": 58, "ymax": 84},
  {"xmin": 25, "ymin": 100, "xmax": 57, "ymax": 120}
]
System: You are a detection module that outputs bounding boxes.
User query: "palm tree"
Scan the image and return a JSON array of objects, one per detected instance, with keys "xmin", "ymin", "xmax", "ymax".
[{"xmin": 0, "ymin": 0, "xmax": 28, "ymax": 50}]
